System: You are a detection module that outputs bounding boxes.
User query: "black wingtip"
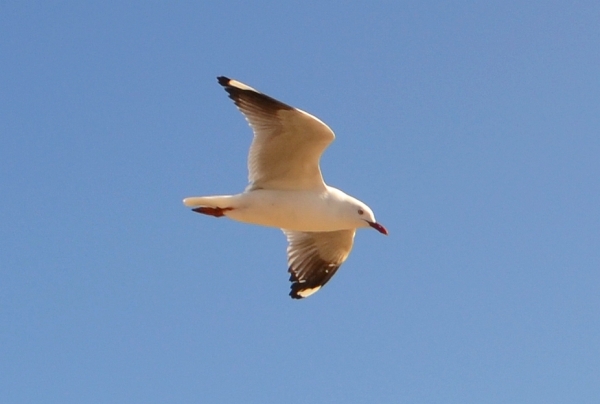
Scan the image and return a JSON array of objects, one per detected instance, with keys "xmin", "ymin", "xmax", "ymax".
[
  {"xmin": 289, "ymin": 291, "xmax": 303, "ymax": 299},
  {"xmin": 216, "ymin": 76, "xmax": 294, "ymax": 111},
  {"xmin": 289, "ymin": 282, "xmax": 308, "ymax": 299},
  {"xmin": 289, "ymin": 283, "xmax": 323, "ymax": 300},
  {"xmin": 217, "ymin": 76, "xmax": 230, "ymax": 86},
  {"xmin": 288, "ymin": 272, "xmax": 304, "ymax": 299}
]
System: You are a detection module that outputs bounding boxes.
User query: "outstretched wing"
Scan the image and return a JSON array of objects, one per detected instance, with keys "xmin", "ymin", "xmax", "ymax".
[
  {"xmin": 218, "ymin": 76, "xmax": 334, "ymax": 191},
  {"xmin": 283, "ymin": 229, "xmax": 356, "ymax": 299}
]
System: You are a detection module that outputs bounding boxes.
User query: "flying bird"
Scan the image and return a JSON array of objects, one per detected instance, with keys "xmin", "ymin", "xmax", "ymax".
[{"xmin": 184, "ymin": 76, "xmax": 387, "ymax": 299}]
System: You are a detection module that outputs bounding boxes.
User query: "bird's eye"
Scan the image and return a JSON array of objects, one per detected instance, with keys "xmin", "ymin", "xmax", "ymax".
[{"xmin": 358, "ymin": 208, "xmax": 364, "ymax": 215}]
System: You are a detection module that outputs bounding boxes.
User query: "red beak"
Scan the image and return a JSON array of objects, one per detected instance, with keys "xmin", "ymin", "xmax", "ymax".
[{"xmin": 367, "ymin": 221, "xmax": 388, "ymax": 235}]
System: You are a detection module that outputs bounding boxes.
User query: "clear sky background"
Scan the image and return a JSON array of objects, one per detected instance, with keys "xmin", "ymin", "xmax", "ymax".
[{"xmin": 2, "ymin": 2, "xmax": 599, "ymax": 403}]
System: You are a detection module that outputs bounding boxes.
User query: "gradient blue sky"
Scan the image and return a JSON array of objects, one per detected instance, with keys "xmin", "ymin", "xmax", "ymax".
[{"xmin": 2, "ymin": 2, "xmax": 599, "ymax": 403}]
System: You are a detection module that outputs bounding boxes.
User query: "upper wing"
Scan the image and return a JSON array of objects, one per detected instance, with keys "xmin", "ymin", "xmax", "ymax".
[
  {"xmin": 283, "ymin": 229, "xmax": 356, "ymax": 299},
  {"xmin": 218, "ymin": 76, "xmax": 335, "ymax": 191}
]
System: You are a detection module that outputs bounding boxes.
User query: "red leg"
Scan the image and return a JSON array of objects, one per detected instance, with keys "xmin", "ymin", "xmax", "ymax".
[{"xmin": 192, "ymin": 206, "xmax": 233, "ymax": 218}]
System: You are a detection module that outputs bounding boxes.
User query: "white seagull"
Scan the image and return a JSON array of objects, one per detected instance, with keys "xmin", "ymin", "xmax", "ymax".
[{"xmin": 184, "ymin": 76, "xmax": 387, "ymax": 299}]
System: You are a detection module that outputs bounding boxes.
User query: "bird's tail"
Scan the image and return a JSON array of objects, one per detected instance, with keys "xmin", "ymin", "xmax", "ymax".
[{"xmin": 182, "ymin": 195, "xmax": 234, "ymax": 208}]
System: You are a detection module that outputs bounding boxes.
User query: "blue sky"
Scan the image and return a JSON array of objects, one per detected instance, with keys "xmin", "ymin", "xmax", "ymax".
[{"xmin": 1, "ymin": 1, "xmax": 599, "ymax": 403}]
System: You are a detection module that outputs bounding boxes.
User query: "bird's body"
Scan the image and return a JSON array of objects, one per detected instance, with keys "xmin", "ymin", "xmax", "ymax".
[
  {"xmin": 184, "ymin": 186, "xmax": 369, "ymax": 233},
  {"xmin": 184, "ymin": 77, "xmax": 387, "ymax": 299}
]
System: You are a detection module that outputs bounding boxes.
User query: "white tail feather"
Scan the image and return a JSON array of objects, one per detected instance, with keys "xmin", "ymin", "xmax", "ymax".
[{"xmin": 182, "ymin": 195, "xmax": 234, "ymax": 207}]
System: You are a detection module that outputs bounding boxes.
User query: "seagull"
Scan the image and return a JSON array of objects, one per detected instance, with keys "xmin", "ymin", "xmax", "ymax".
[{"xmin": 184, "ymin": 76, "xmax": 387, "ymax": 299}]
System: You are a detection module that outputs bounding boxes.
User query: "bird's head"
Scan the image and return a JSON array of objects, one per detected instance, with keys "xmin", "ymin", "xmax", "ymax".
[{"xmin": 352, "ymin": 200, "xmax": 388, "ymax": 235}]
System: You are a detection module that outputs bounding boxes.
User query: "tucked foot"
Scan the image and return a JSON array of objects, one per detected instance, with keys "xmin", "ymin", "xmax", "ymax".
[{"xmin": 192, "ymin": 206, "xmax": 233, "ymax": 217}]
